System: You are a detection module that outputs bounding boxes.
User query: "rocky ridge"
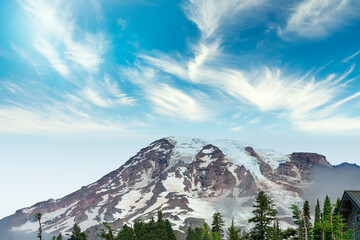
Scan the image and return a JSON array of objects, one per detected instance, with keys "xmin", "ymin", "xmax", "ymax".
[{"xmin": 0, "ymin": 137, "xmax": 333, "ymax": 239}]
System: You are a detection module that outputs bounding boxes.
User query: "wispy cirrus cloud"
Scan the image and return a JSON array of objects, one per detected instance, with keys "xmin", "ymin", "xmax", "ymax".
[
  {"xmin": 278, "ymin": 0, "xmax": 360, "ymax": 39},
  {"xmin": 183, "ymin": 0, "xmax": 264, "ymax": 39},
  {"xmin": 137, "ymin": 0, "xmax": 360, "ymax": 134},
  {"xmin": 146, "ymin": 83, "xmax": 211, "ymax": 122},
  {"xmin": 17, "ymin": 0, "xmax": 107, "ymax": 75}
]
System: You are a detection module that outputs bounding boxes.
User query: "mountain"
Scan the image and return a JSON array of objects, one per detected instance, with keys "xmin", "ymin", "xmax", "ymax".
[{"xmin": 0, "ymin": 137, "xmax": 355, "ymax": 240}]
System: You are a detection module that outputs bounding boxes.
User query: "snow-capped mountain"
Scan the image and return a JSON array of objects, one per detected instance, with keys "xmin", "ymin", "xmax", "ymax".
[{"xmin": 0, "ymin": 137, "xmax": 335, "ymax": 239}]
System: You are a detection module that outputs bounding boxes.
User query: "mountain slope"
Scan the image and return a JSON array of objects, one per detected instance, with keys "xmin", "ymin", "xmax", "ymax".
[{"xmin": 0, "ymin": 137, "xmax": 334, "ymax": 239}]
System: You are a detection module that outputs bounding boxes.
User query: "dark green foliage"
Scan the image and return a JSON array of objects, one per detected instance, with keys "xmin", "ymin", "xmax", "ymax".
[
  {"xmin": 69, "ymin": 224, "xmax": 87, "ymax": 240},
  {"xmin": 99, "ymin": 222, "xmax": 116, "ymax": 240},
  {"xmin": 333, "ymin": 197, "xmax": 341, "ymax": 214},
  {"xmin": 211, "ymin": 212, "xmax": 225, "ymax": 237},
  {"xmin": 290, "ymin": 204, "xmax": 304, "ymax": 240},
  {"xmin": 117, "ymin": 211, "xmax": 176, "ymax": 240},
  {"xmin": 51, "ymin": 233, "xmax": 63, "ymax": 240},
  {"xmin": 186, "ymin": 227, "xmax": 202, "ymax": 240},
  {"xmin": 117, "ymin": 224, "xmax": 135, "ymax": 240},
  {"xmin": 313, "ymin": 199, "xmax": 321, "ymax": 240},
  {"xmin": 165, "ymin": 219, "xmax": 177, "ymax": 240},
  {"xmin": 248, "ymin": 191, "xmax": 277, "ymax": 239},
  {"xmin": 228, "ymin": 218, "xmax": 240, "ymax": 240},
  {"xmin": 35, "ymin": 213, "xmax": 43, "ymax": 240},
  {"xmin": 322, "ymin": 195, "xmax": 332, "ymax": 240}
]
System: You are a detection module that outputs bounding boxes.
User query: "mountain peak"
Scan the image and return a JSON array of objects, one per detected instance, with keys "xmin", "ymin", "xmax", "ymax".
[{"xmin": 0, "ymin": 137, "xmax": 342, "ymax": 240}]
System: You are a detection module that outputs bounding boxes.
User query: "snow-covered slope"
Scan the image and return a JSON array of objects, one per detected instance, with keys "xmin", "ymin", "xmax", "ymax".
[{"xmin": 0, "ymin": 137, "xmax": 333, "ymax": 239}]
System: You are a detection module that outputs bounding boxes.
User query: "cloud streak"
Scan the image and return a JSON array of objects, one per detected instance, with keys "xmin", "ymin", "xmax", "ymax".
[
  {"xmin": 17, "ymin": 0, "xmax": 107, "ymax": 75},
  {"xmin": 278, "ymin": 0, "xmax": 360, "ymax": 39},
  {"xmin": 138, "ymin": 0, "xmax": 360, "ymax": 134}
]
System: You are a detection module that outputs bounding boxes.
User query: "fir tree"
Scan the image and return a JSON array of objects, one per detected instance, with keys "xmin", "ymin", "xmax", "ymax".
[
  {"xmin": 99, "ymin": 222, "xmax": 116, "ymax": 240},
  {"xmin": 155, "ymin": 211, "xmax": 167, "ymax": 240},
  {"xmin": 165, "ymin": 219, "xmax": 177, "ymax": 240},
  {"xmin": 134, "ymin": 220, "xmax": 149, "ymax": 240},
  {"xmin": 228, "ymin": 218, "xmax": 240, "ymax": 240},
  {"xmin": 333, "ymin": 198, "xmax": 341, "ymax": 215},
  {"xmin": 117, "ymin": 224, "xmax": 135, "ymax": 240},
  {"xmin": 69, "ymin": 224, "xmax": 87, "ymax": 240},
  {"xmin": 211, "ymin": 212, "xmax": 225, "ymax": 237},
  {"xmin": 290, "ymin": 204, "xmax": 305, "ymax": 240},
  {"xmin": 313, "ymin": 199, "xmax": 322, "ymax": 240},
  {"xmin": 51, "ymin": 233, "xmax": 63, "ymax": 240},
  {"xmin": 186, "ymin": 227, "xmax": 202, "ymax": 240},
  {"xmin": 248, "ymin": 191, "xmax": 277, "ymax": 240},
  {"xmin": 303, "ymin": 200, "xmax": 311, "ymax": 240},
  {"xmin": 322, "ymin": 195, "xmax": 332, "ymax": 240},
  {"xmin": 35, "ymin": 213, "xmax": 43, "ymax": 240},
  {"xmin": 201, "ymin": 223, "xmax": 212, "ymax": 240}
]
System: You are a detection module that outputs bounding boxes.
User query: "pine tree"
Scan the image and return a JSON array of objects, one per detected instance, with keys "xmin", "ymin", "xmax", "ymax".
[
  {"xmin": 165, "ymin": 219, "xmax": 177, "ymax": 240},
  {"xmin": 322, "ymin": 195, "xmax": 332, "ymax": 240},
  {"xmin": 69, "ymin": 224, "xmax": 87, "ymax": 240},
  {"xmin": 228, "ymin": 218, "xmax": 240, "ymax": 240},
  {"xmin": 201, "ymin": 223, "xmax": 212, "ymax": 240},
  {"xmin": 155, "ymin": 211, "xmax": 167, "ymax": 240},
  {"xmin": 117, "ymin": 224, "xmax": 135, "ymax": 240},
  {"xmin": 211, "ymin": 212, "xmax": 225, "ymax": 237},
  {"xmin": 248, "ymin": 191, "xmax": 277, "ymax": 240},
  {"xmin": 303, "ymin": 200, "xmax": 311, "ymax": 240},
  {"xmin": 313, "ymin": 199, "xmax": 322, "ymax": 240},
  {"xmin": 290, "ymin": 204, "xmax": 305, "ymax": 240},
  {"xmin": 99, "ymin": 222, "xmax": 116, "ymax": 240},
  {"xmin": 134, "ymin": 220, "xmax": 149, "ymax": 240},
  {"xmin": 186, "ymin": 227, "xmax": 202, "ymax": 240},
  {"xmin": 333, "ymin": 198, "xmax": 341, "ymax": 215},
  {"xmin": 35, "ymin": 213, "xmax": 43, "ymax": 240}
]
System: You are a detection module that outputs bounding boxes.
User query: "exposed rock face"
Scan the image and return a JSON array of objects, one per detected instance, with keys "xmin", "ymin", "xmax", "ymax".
[
  {"xmin": 276, "ymin": 152, "xmax": 332, "ymax": 182},
  {"xmin": 0, "ymin": 137, "xmax": 335, "ymax": 240}
]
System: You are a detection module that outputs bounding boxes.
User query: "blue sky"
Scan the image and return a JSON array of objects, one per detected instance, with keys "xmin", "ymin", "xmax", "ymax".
[{"xmin": 1, "ymin": 0, "xmax": 360, "ymax": 218}]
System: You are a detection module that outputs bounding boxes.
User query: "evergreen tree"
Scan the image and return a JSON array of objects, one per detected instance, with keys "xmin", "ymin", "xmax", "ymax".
[
  {"xmin": 333, "ymin": 198, "xmax": 341, "ymax": 215},
  {"xmin": 290, "ymin": 204, "xmax": 305, "ymax": 240},
  {"xmin": 186, "ymin": 227, "xmax": 202, "ymax": 240},
  {"xmin": 313, "ymin": 199, "xmax": 322, "ymax": 240},
  {"xmin": 228, "ymin": 218, "xmax": 240, "ymax": 240},
  {"xmin": 117, "ymin": 224, "xmax": 135, "ymax": 240},
  {"xmin": 155, "ymin": 211, "xmax": 167, "ymax": 240},
  {"xmin": 201, "ymin": 223, "xmax": 212, "ymax": 240},
  {"xmin": 248, "ymin": 191, "xmax": 277, "ymax": 240},
  {"xmin": 134, "ymin": 220, "xmax": 149, "ymax": 240},
  {"xmin": 69, "ymin": 224, "xmax": 87, "ymax": 240},
  {"xmin": 99, "ymin": 222, "xmax": 116, "ymax": 240},
  {"xmin": 322, "ymin": 195, "xmax": 332, "ymax": 240},
  {"xmin": 303, "ymin": 200, "xmax": 311, "ymax": 240},
  {"xmin": 35, "ymin": 213, "xmax": 43, "ymax": 240},
  {"xmin": 51, "ymin": 234, "xmax": 63, "ymax": 240},
  {"xmin": 165, "ymin": 219, "xmax": 177, "ymax": 240},
  {"xmin": 211, "ymin": 212, "xmax": 225, "ymax": 237},
  {"xmin": 268, "ymin": 220, "xmax": 282, "ymax": 240}
]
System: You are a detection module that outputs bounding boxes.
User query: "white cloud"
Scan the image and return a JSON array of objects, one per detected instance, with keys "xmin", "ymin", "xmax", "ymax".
[
  {"xmin": 343, "ymin": 50, "xmax": 360, "ymax": 63},
  {"xmin": 249, "ymin": 117, "xmax": 261, "ymax": 125},
  {"xmin": 0, "ymin": 106, "xmax": 124, "ymax": 135},
  {"xmin": 296, "ymin": 117, "xmax": 360, "ymax": 133},
  {"xmin": 137, "ymin": 0, "xmax": 360, "ymax": 134},
  {"xmin": 17, "ymin": 0, "xmax": 107, "ymax": 74},
  {"xmin": 33, "ymin": 38, "xmax": 70, "ymax": 77},
  {"xmin": 279, "ymin": 0, "xmax": 360, "ymax": 39},
  {"xmin": 230, "ymin": 126, "xmax": 243, "ymax": 131},
  {"xmin": 146, "ymin": 83, "xmax": 211, "ymax": 122},
  {"xmin": 80, "ymin": 75, "xmax": 136, "ymax": 108},
  {"xmin": 184, "ymin": 0, "xmax": 264, "ymax": 39}
]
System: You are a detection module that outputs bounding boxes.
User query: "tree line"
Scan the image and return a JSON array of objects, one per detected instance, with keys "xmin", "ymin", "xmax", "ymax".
[{"xmin": 34, "ymin": 191, "xmax": 354, "ymax": 240}]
